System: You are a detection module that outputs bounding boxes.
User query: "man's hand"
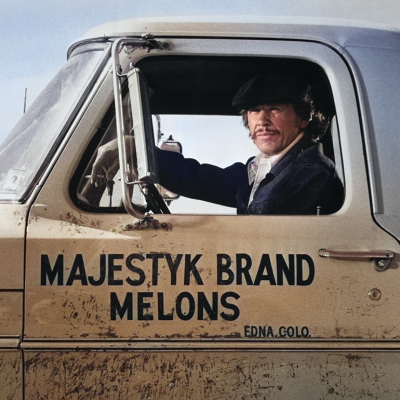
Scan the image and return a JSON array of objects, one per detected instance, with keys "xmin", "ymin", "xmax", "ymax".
[{"xmin": 90, "ymin": 136, "xmax": 136, "ymax": 186}]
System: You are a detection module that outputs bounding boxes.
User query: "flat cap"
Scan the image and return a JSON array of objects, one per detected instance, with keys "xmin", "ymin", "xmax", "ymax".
[{"xmin": 232, "ymin": 72, "xmax": 311, "ymax": 110}]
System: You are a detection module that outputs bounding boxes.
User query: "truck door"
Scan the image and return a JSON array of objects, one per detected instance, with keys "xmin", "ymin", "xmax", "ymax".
[{"xmin": 23, "ymin": 37, "xmax": 400, "ymax": 398}]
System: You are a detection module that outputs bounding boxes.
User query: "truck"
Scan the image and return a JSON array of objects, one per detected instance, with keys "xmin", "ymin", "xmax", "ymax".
[{"xmin": 1, "ymin": 11, "xmax": 400, "ymax": 399}]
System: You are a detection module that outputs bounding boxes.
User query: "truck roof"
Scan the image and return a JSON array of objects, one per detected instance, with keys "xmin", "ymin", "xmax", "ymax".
[{"xmin": 71, "ymin": 13, "xmax": 400, "ymax": 57}]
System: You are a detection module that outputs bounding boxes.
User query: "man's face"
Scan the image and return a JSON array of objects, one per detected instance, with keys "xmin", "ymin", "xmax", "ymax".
[{"xmin": 247, "ymin": 103, "xmax": 308, "ymax": 156}]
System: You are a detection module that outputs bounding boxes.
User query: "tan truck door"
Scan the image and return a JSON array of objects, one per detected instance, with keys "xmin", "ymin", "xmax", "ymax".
[{"xmin": 23, "ymin": 38, "xmax": 400, "ymax": 398}]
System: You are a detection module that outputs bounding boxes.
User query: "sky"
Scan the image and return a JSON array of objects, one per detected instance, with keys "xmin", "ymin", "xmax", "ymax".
[{"xmin": 1, "ymin": 0, "xmax": 400, "ymax": 142}]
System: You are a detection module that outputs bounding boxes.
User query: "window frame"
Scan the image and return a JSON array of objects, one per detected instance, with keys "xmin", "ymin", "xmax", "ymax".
[{"xmin": 72, "ymin": 37, "xmax": 365, "ymax": 217}]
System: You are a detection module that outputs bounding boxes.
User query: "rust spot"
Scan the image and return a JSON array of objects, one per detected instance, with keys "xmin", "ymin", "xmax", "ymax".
[
  {"xmin": 97, "ymin": 326, "xmax": 117, "ymax": 338},
  {"xmin": 60, "ymin": 212, "xmax": 84, "ymax": 226},
  {"xmin": 90, "ymin": 219, "xmax": 102, "ymax": 228},
  {"xmin": 167, "ymin": 333, "xmax": 185, "ymax": 338},
  {"xmin": 346, "ymin": 354, "xmax": 362, "ymax": 362}
]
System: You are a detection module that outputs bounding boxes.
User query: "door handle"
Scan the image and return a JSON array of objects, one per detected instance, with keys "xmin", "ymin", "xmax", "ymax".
[{"xmin": 318, "ymin": 249, "xmax": 395, "ymax": 271}]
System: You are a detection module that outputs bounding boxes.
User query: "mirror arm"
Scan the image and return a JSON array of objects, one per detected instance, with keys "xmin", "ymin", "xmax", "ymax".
[{"xmin": 111, "ymin": 38, "xmax": 147, "ymax": 219}]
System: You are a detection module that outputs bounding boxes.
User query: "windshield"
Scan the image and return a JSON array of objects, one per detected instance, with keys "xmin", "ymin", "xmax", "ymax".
[{"xmin": 0, "ymin": 42, "xmax": 110, "ymax": 202}]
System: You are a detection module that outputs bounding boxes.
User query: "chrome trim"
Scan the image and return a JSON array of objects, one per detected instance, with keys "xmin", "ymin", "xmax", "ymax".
[
  {"xmin": 111, "ymin": 38, "xmax": 146, "ymax": 219},
  {"xmin": 20, "ymin": 338, "xmax": 400, "ymax": 351},
  {"xmin": 0, "ymin": 336, "xmax": 21, "ymax": 349}
]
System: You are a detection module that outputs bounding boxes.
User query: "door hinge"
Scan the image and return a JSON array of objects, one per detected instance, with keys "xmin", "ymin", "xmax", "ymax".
[{"xmin": 123, "ymin": 33, "xmax": 172, "ymax": 55}]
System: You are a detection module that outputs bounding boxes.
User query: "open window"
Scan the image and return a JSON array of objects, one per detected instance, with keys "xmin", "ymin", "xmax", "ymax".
[{"xmin": 73, "ymin": 53, "xmax": 343, "ymax": 216}]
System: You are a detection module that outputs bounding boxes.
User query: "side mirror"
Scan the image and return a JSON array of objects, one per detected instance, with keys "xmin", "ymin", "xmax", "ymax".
[{"xmin": 111, "ymin": 38, "xmax": 173, "ymax": 217}]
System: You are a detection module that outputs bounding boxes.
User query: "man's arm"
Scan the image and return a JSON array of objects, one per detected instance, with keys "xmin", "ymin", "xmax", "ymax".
[
  {"xmin": 157, "ymin": 148, "xmax": 245, "ymax": 208},
  {"xmin": 89, "ymin": 139, "xmax": 245, "ymax": 209}
]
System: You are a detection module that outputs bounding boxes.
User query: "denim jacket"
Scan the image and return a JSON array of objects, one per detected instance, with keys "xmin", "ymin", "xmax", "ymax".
[
  {"xmin": 237, "ymin": 140, "xmax": 344, "ymax": 215},
  {"xmin": 157, "ymin": 137, "xmax": 344, "ymax": 215}
]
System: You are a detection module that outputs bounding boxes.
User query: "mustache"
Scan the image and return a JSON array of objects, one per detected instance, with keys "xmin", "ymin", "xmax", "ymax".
[{"xmin": 251, "ymin": 128, "xmax": 277, "ymax": 138}]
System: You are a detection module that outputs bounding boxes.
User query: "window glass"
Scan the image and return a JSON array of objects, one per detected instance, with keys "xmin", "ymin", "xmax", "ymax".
[
  {"xmin": 154, "ymin": 114, "xmax": 257, "ymax": 214},
  {"xmin": 0, "ymin": 43, "xmax": 109, "ymax": 202},
  {"xmin": 75, "ymin": 109, "xmax": 255, "ymax": 214}
]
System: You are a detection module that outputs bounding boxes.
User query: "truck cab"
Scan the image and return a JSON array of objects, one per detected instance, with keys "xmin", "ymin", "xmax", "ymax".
[{"xmin": 2, "ymin": 14, "xmax": 400, "ymax": 399}]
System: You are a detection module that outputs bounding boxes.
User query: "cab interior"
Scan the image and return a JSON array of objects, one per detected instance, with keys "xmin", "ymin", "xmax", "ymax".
[{"xmin": 73, "ymin": 56, "xmax": 339, "ymax": 213}]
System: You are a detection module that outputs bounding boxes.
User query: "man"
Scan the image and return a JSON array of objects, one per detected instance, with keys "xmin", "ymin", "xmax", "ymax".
[
  {"xmin": 91, "ymin": 72, "xmax": 343, "ymax": 215},
  {"xmin": 156, "ymin": 72, "xmax": 344, "ymax": 214}
]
